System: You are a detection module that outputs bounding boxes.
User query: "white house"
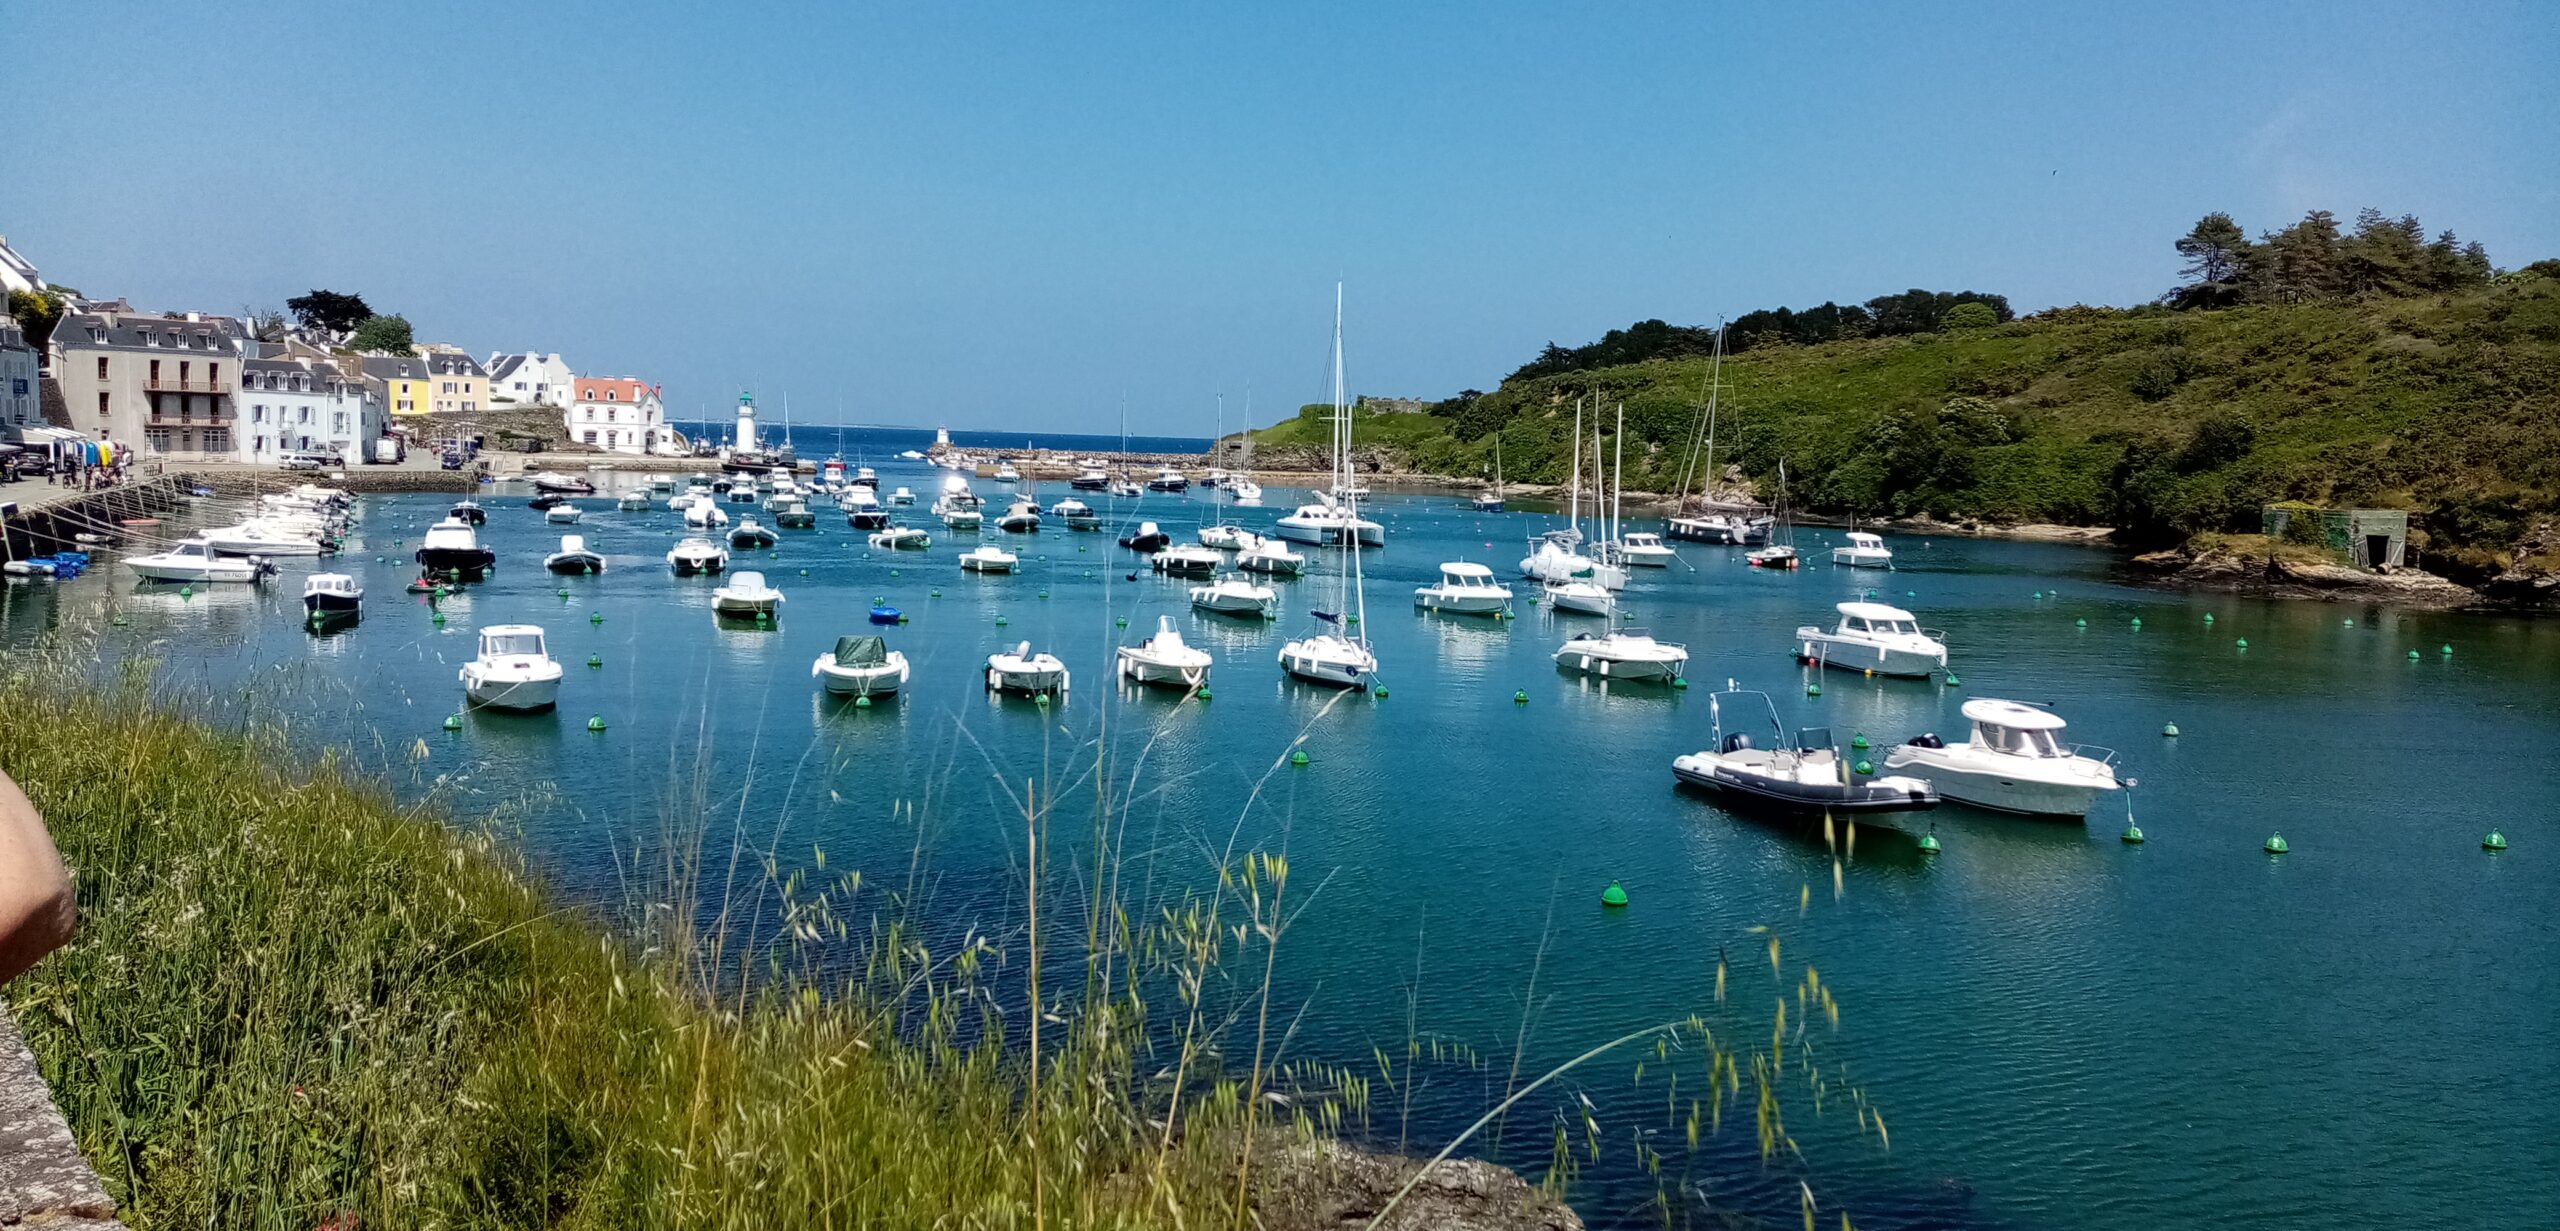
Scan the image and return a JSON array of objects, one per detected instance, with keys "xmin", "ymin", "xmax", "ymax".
[
  {"xmin": 567, "ymin": 377, "xmax": 671, "ymax": 455},
  {"xmin": 485, "ymin": 351, "xmax": 575, "ymax": 407},
  {"xmin": 238, "ymin": 356, "xmax": 378, "ymax": 464},
  {"xmin": 0, "ymin": 235, "xmax": 40, "ymax": 299}
]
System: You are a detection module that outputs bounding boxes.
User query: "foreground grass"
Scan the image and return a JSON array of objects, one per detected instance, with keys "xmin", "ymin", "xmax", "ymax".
[{"xmin": 0, "ymin": 674, "xmax": 1253, "ymax": 1229}]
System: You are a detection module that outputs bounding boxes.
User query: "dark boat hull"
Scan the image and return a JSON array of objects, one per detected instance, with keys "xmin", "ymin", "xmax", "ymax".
[{"xmin": 416, "ymin": 548, "xmax": 495, "ymax": 581}]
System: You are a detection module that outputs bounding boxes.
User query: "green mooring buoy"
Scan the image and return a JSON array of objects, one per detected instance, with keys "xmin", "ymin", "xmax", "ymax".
[
  {"xmin": 2264, "ymin": 832, "xmax": 2289, "ymax": 854},
  {"xmin": 1514, "ymin": 689, "xmax": 1530, "ymax": 704},
  {"xmin": 1851, "ymin": 733, "xmax": 1870, "ymax": 750},
  {"xmin": 2122, "ymin": 823, "xmax": 2146, "ymax": 844},
  {"xmin": 1853, "ymin": 759, "xmax": 1874, "ymax": 775},
  {"xmin": 2483, "ymin": 831, "xmax": 2506, "ymax": 851},
  {"xmin": 1289, "ymin": 749, "xmax": 1309, "ymax": 766},
  {"xmin": 1670, "ymin": 676, "xmax": 1687, "ymax": 689},
  {"xmin": 443, "ymin": 714, "xmax": 462, "ymax": 731},
  {"xmin": 591, "ymin": 612, "xmax": 605, "ymax": 624},
  {"xmin": 854, "ymin": 695, "xmax": 873, "ymax": 709},
  {"xmin": 1918, "ymin": 828, "xmax": 1941, "ymax": 855},
  {"xmin": 588, "ymin": 715, "xmax": 608, "ymax": 732},
  {"xmin": 1600, "ymin": 881, "xmax": 1628, "ymax": 908},
  {"xmin": 1373, "ymin": 685, "xmax": 1389, "ymax": 698},
  {"xmin": 2407, "ymin": 649, "xmax": 2421, "ymax": 661},
  {"xmin": 586, "ymin": 654, "xmax": 603, "ymax": 668},
  {"xmin": 1195, "ymin": 687, "xmax": 1212, "ymax": 701},
  {"xmin": 2235, "ymin": 638, "xmax": 2248, "ymax": 649},
  {"xmin": 2163, "ymin": 723, "xmax": 2180, "ymax": 737},
  {"xmin": 1806, "ymin": 682, "xmax": 1822, "ymax": 697}
]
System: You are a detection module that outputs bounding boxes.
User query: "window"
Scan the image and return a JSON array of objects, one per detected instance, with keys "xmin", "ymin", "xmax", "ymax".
[
  {"xmin": 333, "ymin": 413, "xmax": 347, "ymax": 432},
  {"xmin": 204, "ymin": 428, "xmax": 230, "ymax": 452},
  {"xmin": 463, "ymin": 401, "xmax": 476, "ymax": 412},
  {"xmin": 150, "ymin": 359, "xmax": 161, "ymax": 382},
  {"xmin": 146, "ymin": 428, "xmax": 171, "ymax": 451},
  {"xmin": 179, "ymin": 361, "xmax": 191, "ymax": 384},
  {"xmin": 582, "ymin": 430, "xmax": 597, "ymax": 444},
  {"xmin": 608, "ymin": 408, "xmax": 617, "ymax": 423},
  {"xmin": 606, "ymin": 389, "xmax": 618, "ymax": 401},
  {"xmin": 209, "ymin": 362, "xmax": 219, "ymax": 384},
  {"xmin": 97, "ymin": 357, "xmax": 109, "ymax": 379},
  {"xmin": 97, "ymin": 391, "xmax": 110, "ymax": 419}
]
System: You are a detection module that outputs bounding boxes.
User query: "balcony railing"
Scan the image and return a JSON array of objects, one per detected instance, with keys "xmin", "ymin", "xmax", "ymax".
[
  {"xmin": 144, "ymin": 377, "xmax": 232, "ymax": 394},
  {"xmin": 147, "ymin": 408, "xmax": 236, "ymax": 426}
]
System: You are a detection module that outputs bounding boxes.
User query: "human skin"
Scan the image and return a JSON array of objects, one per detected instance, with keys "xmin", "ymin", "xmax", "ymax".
[{"xmin": 0, "ymin": 772, "xmax": 73, "ymax": 983}]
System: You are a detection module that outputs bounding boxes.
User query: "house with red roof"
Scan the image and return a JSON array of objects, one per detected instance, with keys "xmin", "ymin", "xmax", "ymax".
[{"xmin": 567, "ymin": 377, "xmax": 672, "ymax": 455}]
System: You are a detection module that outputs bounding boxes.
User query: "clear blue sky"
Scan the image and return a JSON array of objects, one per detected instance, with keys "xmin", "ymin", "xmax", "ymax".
[{"xmin": 11, "ymin": 1, "xmax": 2554, "ymax": 433}]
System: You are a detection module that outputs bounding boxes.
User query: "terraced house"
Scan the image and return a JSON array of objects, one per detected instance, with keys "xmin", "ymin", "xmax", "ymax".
[
  {"xmin": 420, "ymin": 349, "xmax": 487, "ymax": 414},
  {"xmin": 238, "ymin": 355, "xmax": 379, "ymax": 463},
  {"xmin": 362, "ymin": 355, "xmax": 432, "ymax": 421},
  {"xmin": 485, "ymin": 351, "xmax": 575, "ymax": 407},
  {"xmin": 50, "ymin": 309, "xmax": 251, "ymax": 457}
]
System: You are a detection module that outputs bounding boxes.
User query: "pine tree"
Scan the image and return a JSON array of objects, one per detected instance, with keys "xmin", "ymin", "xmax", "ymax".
[{"xmin": 2171, "ymin": 213, "xmax": 2252, "ymax": 308}]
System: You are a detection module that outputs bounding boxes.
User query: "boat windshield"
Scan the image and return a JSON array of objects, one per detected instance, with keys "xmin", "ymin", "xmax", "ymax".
[
  {"xmin": 484, "ymin": 632, "xmax": 545, "ymax": 657},
  {"xmin": 1976, "ymin": 722, "xmax": 2064, "ymax": 757}
]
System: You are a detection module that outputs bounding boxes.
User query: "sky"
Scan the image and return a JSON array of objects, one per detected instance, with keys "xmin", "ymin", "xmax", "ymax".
[{"xmin": 6, "ymin": 1, "xmax": 2554, "ymax": 434}]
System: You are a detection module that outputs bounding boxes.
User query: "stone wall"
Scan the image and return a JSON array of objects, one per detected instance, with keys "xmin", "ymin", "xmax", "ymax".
[{"xmin": 0, "ymin": 1007, "xmax": 123, "ymax": 1229}]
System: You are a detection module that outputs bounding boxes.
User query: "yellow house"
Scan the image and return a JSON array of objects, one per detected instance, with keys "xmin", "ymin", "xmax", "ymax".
[
  {"xmin": 362, "ymin": 356, "xmax": 432, "ymax": 418},
  {"xmin": 418, "ymin": 348, "xmax": 489, "ymax": 415}
]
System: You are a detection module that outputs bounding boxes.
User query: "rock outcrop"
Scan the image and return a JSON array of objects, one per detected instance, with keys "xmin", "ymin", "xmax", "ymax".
[
  {"xmin": 1256, "ymin": 1141, "xmax": 1581, "ymax": 1231},
  {"xmin": 2134, "ymin": 542, "xmax": 2479, "ymax": 608}
]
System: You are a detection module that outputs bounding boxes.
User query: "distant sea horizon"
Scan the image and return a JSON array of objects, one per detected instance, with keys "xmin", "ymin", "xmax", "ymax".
[{"xmin": 668, "ymin": 421, "xmax": 1214, "ymax": 457}]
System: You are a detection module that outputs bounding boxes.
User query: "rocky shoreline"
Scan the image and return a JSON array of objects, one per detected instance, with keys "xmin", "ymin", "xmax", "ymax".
[{"xmin": 2130, "ymin": 542, "xmax": 2484, "ymax": 608}]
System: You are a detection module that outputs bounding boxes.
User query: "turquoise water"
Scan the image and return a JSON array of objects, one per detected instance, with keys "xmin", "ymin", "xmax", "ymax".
[{"xmin": 4, "ymin": 464, "xmax": 2553, "ymax": 1229}]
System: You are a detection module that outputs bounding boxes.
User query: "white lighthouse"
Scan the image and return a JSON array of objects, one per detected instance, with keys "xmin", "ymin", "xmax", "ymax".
[{"xmin": 733, "ymin": 392, "xmax": 758, "ymax": 453}]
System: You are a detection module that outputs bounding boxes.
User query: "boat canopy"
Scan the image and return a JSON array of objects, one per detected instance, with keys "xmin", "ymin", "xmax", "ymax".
[
  {"xmin": 731, "ymin": 571, "xmax": 768, "ymax": 590},
  {"xmin": 1962, "ymin": 698, "xmax": 2068, "ymax": 731},
  {"xmin": 1441, "ymin": 562, "xmax": 1497, "ymax": 580},
  {"xmin": 560, "ymin": 535, "xmax": 588, "ymax": 554},
  {"xmin": 1837, "ymin": 601, "xmax": 1915, "ymax": 622},
  {"xmin": 832, "ymin": 636, "xmax": 889, "ymax": 666},
  {"xmin": 1845, "ymin": 532, "xmax": 1885, "ymax": 547}
]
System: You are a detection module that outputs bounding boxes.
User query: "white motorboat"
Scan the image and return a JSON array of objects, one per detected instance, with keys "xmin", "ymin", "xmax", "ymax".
[
  {"xmin": 855, "ymin": 466, "xmax": 877, "ymax": 485},
  {"xmin": 546, "ymin": 502, "xmax": 583, "ymax": 524},
  {"xmin": 1117, "ymin": 616, "xmax": 1213, "ymax": 688},
  {"xmin": 996, "ymin": 499, "xmax": 1042, "ymax": 532},
  {"xmin": 898, "ymin": 449, "xmax": 926, "ymax": 461},
  {"xmin": 1615, "ymin": 532, "xmax": 1678, "ymax": 567},
  {"xmin": 1543, "ymin": 579, "xmax": 1615, "ymax": 617},
  {"xmin": 773, "ymin": 498, "xmax": 817, "ymax": 528},
  {"xmin": 617, "ymin": 490, "xmax": 653, "ymax": 511},
  {"xmin": 544, "ymin": 535, "xmax": 607, "ymax": 574},
  {"xmin": 1198, "ymin": 524, "xmax": 1264, "ymax": 551},
  {"xmin": 1274, "ymin": 491, "xmax": 1385, "ymax": 548},
  {"xmin": 1070, "ymin": 466, "xmax": 1110, "ymax": 491},
  {"xmin": 1882, "ymin": 700, "xmax": 2122, "ymax": 817},
  {"xmin": 844, "ymin": 488, "xmax": 891, "ymax": 530},
  {"xmin": 668, "ymin": 487, "xmax": 707, "ymax": 512},
  {"xmin": 667, "ymin": 537, "xmax": 729, "ymax": 575},
  {"xmin": 649, "ymin": 476, "xmax": 677, "ymax": 495},
  {"xmin": 1831, "ymin": 531, "xmax": 1894, "ymax": 569},
  {"xmin": 1151, "ymin": 545, "xmax": 1224, "ymax": 576},
  {"xmin": 1237, "ymin": 539, "xmax": 1307, "ymax": 576},
  {"xmin": 725, "ymin": 483, "xmax": 760, "ymax": 505},
  {"xmin": 1118, "ymin": 521, "xmax": 1170, "ymax": 551},
  {"xmin": 1051, "ymin": 498, "xmax": 1101, "ymax": 529},
  {"xmin": 1106, "ymin": 478, "xmax": 1144, "ymax": 499},
  {"xmin": 1414, "ymin": 562, "xmax": 1513, "ymax": 616},
  {"xmin": 994, "ymin": 461, "xmax": 1022, "ymax": 483},
  {"xmin": 711, "ymin": 570, "xmax": 784, "ymax": 619},
  {"xmin": 1673, "ymin": 686, "xmax": 1939, "ymax": 815},
  {"xmin": 1667, "ymin": 513, "xmax": 1774, "ymax": 545},
  {"xmin": 684, "ymin": 502, "xmax": 731, "ymax": 529},
  {"xmin": 811, "ymin": 634, "xmax": 910, "ymax": 697},
  {"xmin": 1190, "ymin": 574, "xmax": 1278, "ymax": 618},
  {"xmin": 890, "ymin": 486, "xmax": 917, "ymax": 505},
  {"xmin": 202, "ymin": 520, "xmax": 329, "ymax": 557},
  {"xmin": 985, "ymin": 642, "xmax": 1070, "ymax": 694},
  {"xmin": 415, "ymin": 517, "xmax": 496, "ymax": 580},
  {"xmin": 448, "ymin": 499, "xmax": 488, "ymax": 525},
  {"xmin": 729, "ymin": 518, "xmax": 778, "ymax": 549},
  {"xmin": 529, "ymin": 472, "xmax": 594, "ymax": 495},
  {"xmin": 301, "ymin": 572, "xmax": 361, "ymax": 619},
  {"xmin": 458, "ymin": 625, "xmax": 564, "ymax": 712},
  {"xmin": 1794, "ymin": 601, "xmax": 1947, "ymax": 678},
  {"xmin": 958, "ymin": 545, "xmax": 1018, "ymax": 573},
  {"xmin": 1552, "ymin": 628, "xmax": 1687, "ymax": 681},
  {"xmin": 938, "ymin": 503, "xmax": 983, "ymax": 531},
  {"xmin": 933, "ymin": 477, "xmax": 983, "ymax": 529},
  {"xmin": 868, "ymin": 526, "xmax": 931, "ymax": 550}
]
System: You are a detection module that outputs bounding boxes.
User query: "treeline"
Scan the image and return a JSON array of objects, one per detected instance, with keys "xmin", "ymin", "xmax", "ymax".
[
  {"xmin": 1504, "ymin": 288, "xmax": 2014, "ymax": 383},
  {"xmin": 2166, "ymin": 207, "xmax": 2497, "ymax": 309}
]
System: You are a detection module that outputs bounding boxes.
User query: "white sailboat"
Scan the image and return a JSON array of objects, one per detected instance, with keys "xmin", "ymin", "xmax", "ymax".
[{"xmin": 1278, "ymin": 284, "xmax": 1381, "ymax": 690}]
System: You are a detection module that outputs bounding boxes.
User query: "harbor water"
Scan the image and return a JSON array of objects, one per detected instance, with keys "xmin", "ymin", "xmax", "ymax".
[{"xmin": 1, "ymin": 458, "xmax": 2551, "ymax": 1230}]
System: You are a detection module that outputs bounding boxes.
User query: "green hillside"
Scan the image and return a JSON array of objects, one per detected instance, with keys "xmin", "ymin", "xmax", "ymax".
[{"xmin": 1253, "ymin": 271, "xmax": 2560, "ymax": 577}]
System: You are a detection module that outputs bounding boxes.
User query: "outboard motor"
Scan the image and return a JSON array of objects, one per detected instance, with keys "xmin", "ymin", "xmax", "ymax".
[
  {"xmin": 249, "ymin": 554, "xmax": 278, "ymax": 583},
  {"xmin": 1721, "ymin": 732, "xmax": 1755, "ymax": 754},
  {"xmin": 1907, "ymin": 732, "xmax": 1943, "ymax": 749}
]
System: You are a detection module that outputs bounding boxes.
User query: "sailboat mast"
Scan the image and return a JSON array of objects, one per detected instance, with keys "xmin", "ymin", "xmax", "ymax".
[
  {"xmin": 1568, "ymin": 400, "xmax": 1583, "ymax": 539},
  {"xmin": 1612, "ymin": 402, "xmax": 1625, "ymax": 546},
  {"xmin": 1334, "ymin": 282, "xmax": 1368, "ymax": 643}
]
